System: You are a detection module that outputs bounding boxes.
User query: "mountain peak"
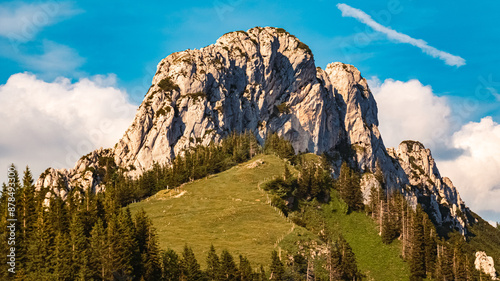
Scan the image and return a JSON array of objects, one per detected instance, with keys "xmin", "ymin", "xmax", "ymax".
[{"xmin": 36, "ymin": 26, "xmax": 474, "ymax": 235}]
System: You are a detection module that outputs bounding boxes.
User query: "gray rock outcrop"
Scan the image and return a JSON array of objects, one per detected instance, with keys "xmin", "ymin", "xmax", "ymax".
[
  {"xmin": 475, "ymin": 251, "xmax": 498, "ymax": 280},
  {"xmin": 35, "ymin": 26, "xmax": 474, "ymax": 234}
]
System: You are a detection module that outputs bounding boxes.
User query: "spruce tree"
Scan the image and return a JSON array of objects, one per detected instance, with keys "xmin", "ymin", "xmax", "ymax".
[
  {"xmin": 90, "ymin": 218, "xmax": 108, "ymax": 280},
  {"xmin": 259, "ymin": 265, "xmax": 267, "ymax": 281},
  {"xmin": 466, "ymin": 253, "xmax": 480, "ymax": 281},
  {"xmin": 108, "ymin": 209, "xmax": 138, "ymax": 279},
  {"xmin": 162, "ymin": 248, "xmax": 181, "ymax": 281},
  {"xmin": 179, "ymin": 245, "xmax": 203, "ymax": 281},
  {"xmin": 292, "ymin": 254, "xmax": 307, "ymax": 276},
  {"xmin": 337, "ymin": 235, "xmax": 362, "ymax": 280},
  {"xmin": 27, "ymin": 207, "xmax": 55, "ymax": 279},
  {"xmin": 328, "ymin": 244, "xmax": 342, "ymax": 281},
  {"xmin": 423, "ymin": 213, "xmax": 437, "ymax": 278},
  {"xmin": 53, "ymin": 231, "xmax": 73, "ymax": 280},
  {"xmin": 69, "ymin": 213, "xmax": 92, "ymax": 280},
  {"xmin": 206, "ymin": 245, "xmax": 221, "ymax": 281},
  {"xmin": 381, "ymin": 204, "xmax": 397, "ymax": 244},
  {"xmin": 269, "ymin": 250, "xmax": 285, "ymax": 281},
  {"xmin": 135, "ymin": 209, "xmax": 162, "ymax": 280},
  {"xmin": 239, "ymin": 255, "xmax": 253, "ymax": 281},
  {"xmin": 18, "ymin": 166, "xmax": 36, "ymax": 275},
  {"xmin": 220, "ymin": 250, "xmax": 239, "ymax": 281},
  {"xmin": 410, "ymin": 208, "xmax": 426, "ymax": 281},
  {"xmin": 441, "ymin": 245, "xmax": 455, "ymax": 281},
  {"xmin": 337, "ymin": 162, "xmax": 363, "ymax": 212}
]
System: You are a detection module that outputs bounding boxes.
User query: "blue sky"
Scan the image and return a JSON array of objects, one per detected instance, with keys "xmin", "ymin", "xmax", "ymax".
[
  {"xmin": 1, "ymin": 0, "xmax": 498, "ymax": 115},
  {"xmin": 0, "ymin": 0, "xmax": 499, "ymax": 222}
]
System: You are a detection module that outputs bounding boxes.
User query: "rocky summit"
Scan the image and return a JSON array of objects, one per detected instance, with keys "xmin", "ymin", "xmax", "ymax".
[{"xmin": 36, "ymin": 26, "xmax": 474, "ymax": 234}]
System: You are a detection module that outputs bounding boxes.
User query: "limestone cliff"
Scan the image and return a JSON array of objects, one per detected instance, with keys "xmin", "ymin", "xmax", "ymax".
[
  {"xmin": 387, "ymin": 141, "xmax": 474, "ymax": 234},
  {"xmin": 35, "ymin": 26, "xmax": 474, "ymax": 235},
  {"xmin": 475, "ymin": 251, "xmax": 498, "ymax": 280}
]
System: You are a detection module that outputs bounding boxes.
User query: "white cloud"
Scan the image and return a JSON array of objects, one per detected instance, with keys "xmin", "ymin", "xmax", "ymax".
[
  {"xmin": 19, "ymin": 40, "xmax": 86, "ymax": 76},
  {"xmin": 0, "ymin": 1, "xmax": 81, "ymax": 42},
  {"xmin": 369, "ymin": 77, "xmax": 452, "ymax": 149},
  {"xmin": 0, "ymin": 73, "xmax": 137, "ymax": 183},
  {"xmin": 0, "ymin": 3, "xmax": 84, "ymax": 79},
  {"xmin": 336, "ymin": 3, "xmax": 466, "ymax": 67},
  {"xmin": 438, "ymin": 117, "xmax": 500, "ymax": 213},
  {"xmin": 0, "ymin": 39, "xmax": 85, "ymax": 79}
]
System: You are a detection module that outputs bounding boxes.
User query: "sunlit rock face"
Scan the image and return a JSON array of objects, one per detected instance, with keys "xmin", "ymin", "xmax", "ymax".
[{"xmin": 36, "ymin": 26, "xmax": 474, "ymax": 235}]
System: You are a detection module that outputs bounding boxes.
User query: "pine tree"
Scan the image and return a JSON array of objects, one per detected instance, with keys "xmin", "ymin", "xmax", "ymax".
[
  {"xmin": 328, "ymin": 243, "xmax": 342, "ymax": 281},
  {"xmin": 337, "ymin": 235, "xmax": 362, "ymax": 280},
  {"xmin": 135, "ymin": 209, "xmax": 162, "ymax": 280},
  {"xmin": 441, "ymin": 244, "xmax": 454, "ymax": 281},
  {"xmin": 465, "ymin": 253, "xmax": 479, "ymax": 281},
  {"xmin": 69, "ymin": 212, "xmax": 92, "ymax": 280},
  {"xmin": 26, "ymin": 206, "xmax": 55, "ymax": 279},
  {"xmin": 90, "ymin": 218, "xmax": 108, "ymax": 280},
  {"xmin": 423, "ymin": 213, "xmax": 436, "ymax": 278},
  {"xmin": 381, "ymin": 203, "xmax": 397, "ymax": 244},
  {"xmin": 206, "ymin": 245, "xmax": 221, "ymax": 281},
  {"xmin": 369, "ymin": 185, "xmax": 378, "ymax": 218},
  {"xmin": 48, "ymin": 196, "xmax": 70, "ymax": 234},
  {"xmin": 53, "ymin": 231, "xmax": 73, "ymax": 280},
  {"xmin": 239, "ymin": 255, "xmax": 253, "ymax": 281},
  {"xmin": 269, "ymin": 250, "xmax": 285, "ymax": 281},
  {"xmin": 288, "ymin": 254, "xmax": 307, "ymax": 280},
  {"xmin": 259, "ymin": 265, "xmax": 267, "ymax": 281},
  {"xmin": 410, "ymin": 208, "xmax": 426, "ymax": 281},
  {"xmin": 220, "ymin": 250, "xmax": 239, "ymax": 281},
  {"xmin": 162, "ymin": 248, "xmax": 181, "ymax": 281},
  {"xmin": 17, "ymin": 166, "xmax": 36, "ymax": 275},
  {"xmin": 337, "ymin": 162, "xmax": 363, "ymax": 212},
  {"xmin": 180, "ymin": 245, "xmax": 203, "ymax": 281},
  {"xmin": 106, "ymin": 209, "xmax": 138, "ymax": 279}
]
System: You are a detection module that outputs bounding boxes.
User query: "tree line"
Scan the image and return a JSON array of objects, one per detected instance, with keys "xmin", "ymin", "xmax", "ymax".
[
  {"xmin": 0, "ymin": 164, "xmax": 306, "ymax": 281},
  {"xmin": 263, "ymin": 148, "xmax": 494, "ymax": 281},
  {"xmin": 1, "ymin": 132, "xmax": 496, "ymax": 280},
  {"xmin": 365, "ymin": 166, "xmax": 492, "ymax": 281}
]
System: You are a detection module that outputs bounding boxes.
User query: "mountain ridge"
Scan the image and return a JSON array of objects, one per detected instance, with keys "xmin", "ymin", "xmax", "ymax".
[{"xmin": 36, "ymin": 26, "xmax": 474, "ymax": 235}]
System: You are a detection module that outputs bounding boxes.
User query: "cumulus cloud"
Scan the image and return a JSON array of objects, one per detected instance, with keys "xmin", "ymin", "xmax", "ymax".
[
  {"xmin": 371, "ymin": 77, "xmax": 500, "ymax": 221},
  {"xmin": 0, "ymin": 1, "xmax": 81, "ymax": 42},
  {"xmin": 438, "ymin": 117, "xmax": 500, "ymax": 213},
  {"xmin": 0, "ymin": 73, "xmax": 137, "ymax": 183},
  {"xmin": 369, "ymin": 77, "xmax": 452, "ymax": 149},
  {"xmin": 336, "ymin": 3, "xmax": 466, "ymax": 67}
]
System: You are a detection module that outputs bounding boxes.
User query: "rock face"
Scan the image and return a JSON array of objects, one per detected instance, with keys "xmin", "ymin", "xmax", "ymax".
[
  {"xmin": 35, "ymin": 26, "xmax": 473, "ymax": 234},
  {"xmin": 388, "ymin": 141, "xmax": 474, "ymax": 234},
  {"xmin": 475, "ymin": 251, "xmax": 498, "ymax": 280},
  {"xmin": 35, "ymin": 148, "xmax": 112, "ymax": 203},
  {"xmin": 113, "ymin": 27, "xmax": 343, "ymax": 176}
]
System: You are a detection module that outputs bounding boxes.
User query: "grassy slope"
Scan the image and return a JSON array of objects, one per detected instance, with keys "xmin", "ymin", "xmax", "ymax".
[
  {"xmin": 129, "ymin": 154, "xmax": 412, "ymax": 279},
  {"xmin": 129, "ymin": 154, "xmax": 304, "ymax": 268},
  {"xmin": 323, "ymin": 192, "xmax": 411, "ymax": 281}
]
